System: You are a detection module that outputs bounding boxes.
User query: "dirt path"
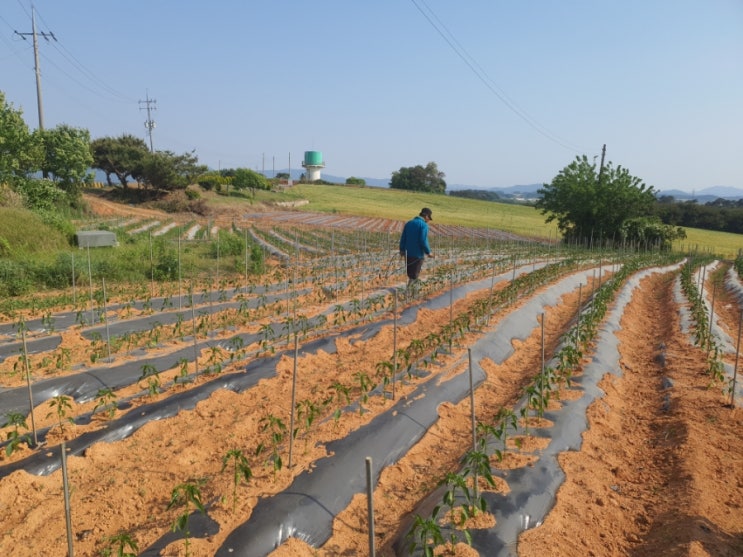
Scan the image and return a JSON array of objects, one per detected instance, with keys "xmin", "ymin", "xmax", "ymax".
[{"xmin": 519, "ymin": 270, "xmax": 743, "ymax": 556}]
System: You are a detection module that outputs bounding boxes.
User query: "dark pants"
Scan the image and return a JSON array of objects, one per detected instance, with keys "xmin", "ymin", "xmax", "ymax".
[{"xmin": 406, "ymin": 256, "xmax": 424, "ymax": 281}]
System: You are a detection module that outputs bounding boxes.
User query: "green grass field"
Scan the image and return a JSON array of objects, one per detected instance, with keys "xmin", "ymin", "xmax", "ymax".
[
  {"xmin": 2, "ymin": 184, "xmax": 741, "ymax": 261},
  {"xmin": 280, "ymin": 184, "xmax": 742, "ymax": 259},
  {"xmin": 288, "ymin": 184, "xmax": 558, "ymax": 240}
]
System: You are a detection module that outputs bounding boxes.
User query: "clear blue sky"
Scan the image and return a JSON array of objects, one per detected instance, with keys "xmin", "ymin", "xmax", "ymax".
[{"xmin": 2, "ymin": 0, "xmax": 741, "ymax": 191}]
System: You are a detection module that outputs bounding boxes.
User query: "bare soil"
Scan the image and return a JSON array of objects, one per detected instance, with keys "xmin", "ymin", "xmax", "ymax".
[{"xmin": 1, "ymin": 197, "xmax": 741, "ymax": 557}]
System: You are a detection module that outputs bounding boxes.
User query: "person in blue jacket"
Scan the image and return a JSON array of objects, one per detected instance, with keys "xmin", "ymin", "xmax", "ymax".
[{"xmin": 399, "ymin": 207, "xmax": 434, "ymax": 285}]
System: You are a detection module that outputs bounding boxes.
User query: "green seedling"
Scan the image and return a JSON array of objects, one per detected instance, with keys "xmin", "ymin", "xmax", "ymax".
[
  {"xmin": 100, "ymin": 531, "xmax": 139, "ymax": 557},
  {"xmin": 174, "ymin": 358, "xmax": 190, "ymax": 385},
  {"xmin": 221, "ymin": 449, "xmax": 253, "ymax": 513},
  {"xmin": 47, "ymin": 394, "xmax": 73, "ymax": 433},
  {"xmin": 353, "ymin": 371, "xmax": 375, "ymax": 414},
  {"xmin": 329, "ymin": 381, "xmax": 351, "ymax": 425},
  {"xmin": 139, "ymin": 363, "xmax": 161, "ymax": 396},
  {"xmin": 4, "ymin": 411, "xmax": 31, "ymax": 456},
  {"xmin": 257, "ymin": 414, "xmax": 287, "ymax": 477},
  {"xmin": 167, "ymin": 480, "xmax": 206, "ymax": 557},
  {"xmin": 406, "ymin": 514, "xmax": 445, "ymax": 557},
  {"xmin": 294, "ymin": 398, "xmax": 322, "ymax": 453},
  {"xmin": 92, "ymin": 388, "xmax": 118, "ymax": 419}
]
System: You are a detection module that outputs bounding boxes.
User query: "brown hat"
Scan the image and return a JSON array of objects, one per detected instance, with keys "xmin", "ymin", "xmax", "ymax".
[{"xmin": 420, "ymin": 208, "xmax": 433, "ymax": 220}]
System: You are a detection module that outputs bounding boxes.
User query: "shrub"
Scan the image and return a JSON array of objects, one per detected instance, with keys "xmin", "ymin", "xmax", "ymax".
[{"xmin": 210, "ymin": 231, "xmax": 245, "ymax": 258}]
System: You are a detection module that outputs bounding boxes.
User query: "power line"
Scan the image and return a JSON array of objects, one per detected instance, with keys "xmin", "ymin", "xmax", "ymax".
[
  {"xmin": 409, "ymin": 0, "xmax": 586, "ymax": 153},
  {"xmin": 33, "ymin": 7, "xmax": 136, "ymax": 103}
]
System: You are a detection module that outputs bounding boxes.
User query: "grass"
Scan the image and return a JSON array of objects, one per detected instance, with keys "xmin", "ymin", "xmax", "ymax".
[
  {"xmin": 283, "ymin": 184, "xmax": 743, "ymax": 258},
  {"xmin": 289, "ymin": 184, "xmax": 558, "ymax": 240},
  {"xmin": 0, "ymin": 207, "xmax": 71, "ymax": 256},
  {"xmin": 3, "ymin": 183, "xmax": 742, "ymax": 264},
  {"xmin": 676, "ymin": 228, "xmax": 743, "ymax": 260}
]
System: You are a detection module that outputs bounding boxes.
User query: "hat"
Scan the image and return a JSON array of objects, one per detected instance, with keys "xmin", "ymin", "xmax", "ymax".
[{"xmin": 420, "ymin": 208, "xmax": 433, "ymax": 220}]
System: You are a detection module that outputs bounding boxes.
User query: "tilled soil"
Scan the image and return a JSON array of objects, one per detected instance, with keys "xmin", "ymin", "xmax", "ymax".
[
  {"xmin": 518, "ymin": 270, "xmax": 743, "ymax": 557},
  {"xmin": 1, "ymin": 195, "xmax": 741, "ymax": 557}
]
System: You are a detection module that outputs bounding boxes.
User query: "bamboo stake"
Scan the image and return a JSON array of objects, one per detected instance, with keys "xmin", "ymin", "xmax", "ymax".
[
  {"xmin": 61, "ymin": 441, "xmax": 74, "ymax": 557},
  {"xmin": 288, "ymin": 333, "xmax": 299, "ymax": 468},
  {"xmin": 366, "ymin": 457, "xmax": 376, "ymax": 557},
  {"xmin": 21, "ymin": 323, "xmax": 38, "ymax": 447}
]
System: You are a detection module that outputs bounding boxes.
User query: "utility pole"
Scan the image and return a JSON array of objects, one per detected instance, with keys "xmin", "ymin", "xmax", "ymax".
[
  {"xmin": 597, "ymin": 143, "xmax": 606, "ymax": 186},
  {"xmin": 139, "ymin": 91, "xmax": 157, "ymax": 152},
  {"xmin": 15, "ymin": 7, "xmax": 56, "ymax": 133}
]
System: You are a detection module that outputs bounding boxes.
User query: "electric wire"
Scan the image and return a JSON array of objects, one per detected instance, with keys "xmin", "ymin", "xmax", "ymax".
[
  {"xmin": 28, "ymin": 7, "xmax": 135, "ymax": 104},
  {"xmin": 409, "ymin": 0, "xmax": 586, "ymax": 153},
  {"xmin": 34, "ymin": 8, "xmax": 136, "ymax": 104}
]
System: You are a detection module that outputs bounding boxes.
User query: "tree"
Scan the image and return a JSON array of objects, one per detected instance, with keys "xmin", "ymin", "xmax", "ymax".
[
  {"xmin": 0, "ymin": 91, "xmax": 43, "ymax": 187},
  {"xmin": 390, "ymin": 162, "xmax": 446, "ymax": 193},
  {"xmin": 619, "ymin": 216, "xmax": 686, "ymax": 251},
  {"xmin": 231, "ymin": 168, "xmax": 270, "ymax": 197},
  {"xmin": 345, "ymin": 176, "xmax": 366, "ymax": 186},
  {"xmin": 196, "ymin": 171, "xmax": 228, "ymax": 191},
  {"xmin": 536, "ymin": 155, "xmax": 656, "ymax": 245},
  {"xmin": 90, "ymin": 134, "xmax": 150, "ymax": 188},
  {"xmin": 38, "ymin": 124, "xmax": 93, "ymax": 196},
  {"xmin": 133, "ymin": 150, "xmax": 205, "ymax": 193}
]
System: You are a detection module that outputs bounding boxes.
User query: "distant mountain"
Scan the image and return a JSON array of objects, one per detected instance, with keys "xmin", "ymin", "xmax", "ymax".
[
  {"xmin": 657, "ymin": 185, "xmax": 743, "ymax": 202},
  {"xmin": 698, "ymin": 186, "xmax": 743, "ymax": 198}
]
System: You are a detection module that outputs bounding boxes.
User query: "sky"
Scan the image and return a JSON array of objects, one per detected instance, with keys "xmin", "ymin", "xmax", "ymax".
[{"xmin": 2, "ymin": 0, "xmax": 741, "ymax": 191}]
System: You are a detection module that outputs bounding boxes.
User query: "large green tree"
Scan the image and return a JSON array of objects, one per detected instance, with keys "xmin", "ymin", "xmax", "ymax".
[
  {"xmin": 390, "ymin": 162, "xmax": 446, "ymax": 193},
  {"xmin": 39, "ymin": 124, "xmax": 93, "ymax": 195},
  {"xmin": 90, "ymin": 134, "xmax": 149, "ymax": 187},
  {"xmin": 536, "ymin": 155, "xmax": 657, "ymax": 244},
  {"xmin": 0, "ymin": 92, "xmax": 43, "ymax": 186},
  {"xmin": 134, "ymin": 150, "xmax": 205, "ymax": 192},
  {"xmin": 231, "ymin": 168, "xmax": 270, "ymax": 197}
]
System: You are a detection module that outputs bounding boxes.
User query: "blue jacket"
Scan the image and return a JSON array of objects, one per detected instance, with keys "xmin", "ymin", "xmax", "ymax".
[{"xmin": 399, "ymin": 216, "xmax": 431, "ymax": 259}]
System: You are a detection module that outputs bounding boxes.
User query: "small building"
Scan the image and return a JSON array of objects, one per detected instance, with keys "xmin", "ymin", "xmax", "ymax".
[{"xmin": 76, "ymin": 230, "xmax": 118, "ymax": 248}]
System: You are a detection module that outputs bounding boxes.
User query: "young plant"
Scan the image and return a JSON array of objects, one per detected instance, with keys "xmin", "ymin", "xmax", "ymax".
[
  {"xmin": 41, "ymin": 311, "xmax": 55, "ymax": 332},
  {"xmin": 139, "ymin": 363, "xmax": 161, "ymax": 396},
  {"xmin": 205, "ymin": 345, "xmax": 224, "ymax": 375},
  {"xmin": 438, "ymin": 472, "xmax": 473, "ymax": 530},
  {"xmin": 257, "ymin": 414, "xmax": 287, "ymax": 477},
  {"xmin": 406, "ymin": 514, "xmax": 445, "ymax": 557},
  {"xmin": 100, "ymin": 531, "xmax": 139, "ymax": 557},
  {"xmin": 294, "ymin": 398, "xmax": 322, "ymax": 453},
  {"xmin": 174, "ymin": 357, "xmax": 190, "ymax": 385},
  {"xmin": 461, "ymin": 446, "xmax": 496, "ymax": 513},
  {"xmin": 167, "ymin": 480, "xmax": 207, "ymax": 557},
  {"xmin": 221, "ymin": 449, "xmax": 253, "ymax": 513},
  {"xmin": 375, "ymin": 360, "xmax": 395, "ymax": 392},
  {"xmin": 92, "ymin": 388, "xmax": 118, "ymax": 419},
  {"xmin": 492, "ymin": 407, "xmax": 519, "ymax": 462},
  {"xmin": 329, "ymin": 381, "xmax": 351, "ymax": 426},
  {"xmin": 4, "ymin": 411, "xmax": 31, "ymax": 456},
  {"xmin": 258, "ymin": 323, "xmax": 276, "ymax": 356},
  {"xmin": 352, "ymin": 371, "xmax": 375, "ymax": 415},
  {"xmin": 47, "ymin": 394, "xmax": 73, "ymax": 434}
]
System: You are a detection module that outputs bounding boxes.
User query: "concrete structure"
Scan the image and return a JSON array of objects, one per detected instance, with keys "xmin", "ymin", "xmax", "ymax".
[
  {"xmin": 301, "ymin": 151, "xmax": 325, "ymax": 182},
  {"xmin": 76, "ymin": 230, "xmax": 118, "ymax": 248}
]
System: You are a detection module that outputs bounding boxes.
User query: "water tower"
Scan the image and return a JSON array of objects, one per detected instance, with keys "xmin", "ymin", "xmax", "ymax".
[{"xmin": 302, "ymin": 151, "xmax": 325, "ymax": 182}]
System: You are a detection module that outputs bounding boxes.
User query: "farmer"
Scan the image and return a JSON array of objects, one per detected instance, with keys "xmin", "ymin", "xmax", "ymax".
[{"xmin": 399, "ymin": 207, "xmax": 434, "ymax": 285}]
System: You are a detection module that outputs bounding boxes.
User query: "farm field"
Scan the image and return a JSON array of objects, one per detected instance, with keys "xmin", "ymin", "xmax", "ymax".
[{"xmin": 1, "ymin": 194, "xmax": 742, "ymax": 557}]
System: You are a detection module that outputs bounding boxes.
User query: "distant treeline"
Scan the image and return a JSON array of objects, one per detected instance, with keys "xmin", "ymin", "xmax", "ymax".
[
  {"xmin": 654, "ymin": 197, "xmax": 743, "ymax": 235},
  {"xmin": 450, "ymin": 189, "xmax": 529, "ymax": 205},
  {"xmin": 449, "ymin": 189, "xmax": 501, "ymax": 201}
]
